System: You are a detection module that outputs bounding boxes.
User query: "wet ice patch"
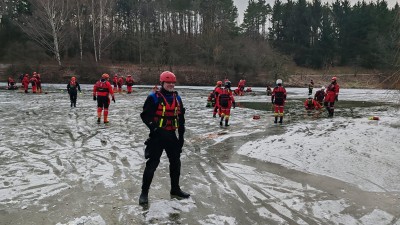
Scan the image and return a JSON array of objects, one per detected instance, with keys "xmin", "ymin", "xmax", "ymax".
[
  {"xmin": 55, "ymin": 214, "xmax": 106, "ymax": 225},
  {"xmin": 238, "ymin": 114, "xmax": 400, "ymax": 192},
  {"xmin": 144, "ymin": 199, "xmax": 196, "ymax": 223},
  {"xmin": 198, "ymin": 214, "xmax": 237, "ymax": 225}
]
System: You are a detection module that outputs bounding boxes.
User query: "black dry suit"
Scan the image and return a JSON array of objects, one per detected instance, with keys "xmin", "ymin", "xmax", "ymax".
[
  {"xmin": 140, "ymin": 88, "xmax": 186, "ymax": 193},
  {"xmin": 67, "ymin": 81, "xmax": 81, "ymax": 107}
]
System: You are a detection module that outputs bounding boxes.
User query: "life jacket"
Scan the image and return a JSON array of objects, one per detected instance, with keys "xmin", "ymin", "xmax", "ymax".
[
  {"xmin": 126, "ymin": 77, "xmax": 134, "ymax": 86},
  {"xmin": 219, "ymin": 89, "xmax": 231, "ymax": 107},
  {"xmin": 153, "ymin": 91, "xmax": 181, "ymax": 131},
  {"xmin": 30, "ymin": 77, "xmax": 38, "ymax": 86},
  {"xmin": 69, "ymin": 81, "xmax": 78, "ymax": 91},
  {"xmin": 94, "ymin": 80, "xmax": 112, "ymax": 97},
  {"xmin": 307, "ymin": 99, "xmax": 315, "ymax": 109},
  {"xmin": 273, "ymin": 86, "xmax": 286, "ymax": 104}
]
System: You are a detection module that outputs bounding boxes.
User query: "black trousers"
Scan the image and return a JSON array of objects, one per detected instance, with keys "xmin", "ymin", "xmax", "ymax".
[
  {"xmin": 97, "ymin": 96, "xmax": 109, "ymax": 109},
  {"xmin": 69, "ymin": 92, "xmax": 77, "ymax": 104},
  {"xmin": 141, "ymin": 130, "xmax": 181, "ymax": 192}
]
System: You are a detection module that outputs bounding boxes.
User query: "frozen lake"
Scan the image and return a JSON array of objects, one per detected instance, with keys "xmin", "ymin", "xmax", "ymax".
[{"xmin": 0, "ymin": 83, "xmax": 399, "ymax": 224}]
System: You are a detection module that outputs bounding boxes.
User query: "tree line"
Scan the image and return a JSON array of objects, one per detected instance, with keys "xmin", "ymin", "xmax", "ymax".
[{"xmin": 0, "ymin": 0, "xmax": 399, "ymax": 77}]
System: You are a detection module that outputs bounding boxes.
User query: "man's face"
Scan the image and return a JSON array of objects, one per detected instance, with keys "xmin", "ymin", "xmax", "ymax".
[{"xmin": 163, "ymin": 82, "xmax": 175, "ymax": 92}]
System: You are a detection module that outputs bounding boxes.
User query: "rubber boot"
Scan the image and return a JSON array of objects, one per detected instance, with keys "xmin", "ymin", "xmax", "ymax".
[
  {"xmin": 97, "ymin": 108, "xmax": 102, "ymax": 123},
  {"xmin": 279, "ymin": 117, "xmax": 283, "ymax": 124},
  {"xmin": 274, "ymin": 117, "xmax": 278, "ymax": 124},
  {"xmin": 225, "ymin": 119, "xmax": 229, "ymax": 127},
  {"xmin": 139, "ymin": 190, "xmax": 149, "ymax": 205},
  {"xmin": 220, "ymin": 117, "xmax": 223, "ymax": 126},
  {"xmin": 71, "ymin": 102, "xmax": 73, "ymax": 107},
  {"xmin": 104, "ymin": 109, "xmax": 109, "ymax": 123},
  {"xmin": 170, "ymin": 188, "xmax": 190, "ymax": 199}
]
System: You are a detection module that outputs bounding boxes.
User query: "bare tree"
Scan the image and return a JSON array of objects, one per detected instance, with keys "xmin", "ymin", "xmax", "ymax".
[
  {"xmin": 90, "ymin": 0, "xmax": 116, "ymax": 62},
  {"xmin": 72, "ymin": 0, "xmax": 89, "ymax": 61},
  {"xmin": 17, "ymin": 0, "xmax": 70, "ymax": 66}
]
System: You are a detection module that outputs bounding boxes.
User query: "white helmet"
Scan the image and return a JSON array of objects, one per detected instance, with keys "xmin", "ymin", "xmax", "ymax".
[
  {"xmin": 276, "ymin": 79, "xmax": 283, "ymax": 85},
  {"xmin": 321, "ymin": 86, "xmax": 325, "ymax": 90}
]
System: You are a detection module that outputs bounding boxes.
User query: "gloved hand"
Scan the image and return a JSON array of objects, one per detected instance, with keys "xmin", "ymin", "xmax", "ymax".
[
  {"xmin": 149, "ymin": 126, "xmax": 159, "ymax": 137},
  {"xmin": 232, "ymin": 102, "xmax": 236, "ymax": 109},
  {"xmin": 335, "ymin": 96, "xmax": 338, "ymax": 102},
  {"xmin": 93, "ymin": 96, "xmax": 96, "ymax": 101},
  {"xmin": 112, "ymin": 97, "xmax": 115, "ymax": 103},
  {"xmin": 271, "ymin": 100, "xmax": 275, "ymax": 104}
]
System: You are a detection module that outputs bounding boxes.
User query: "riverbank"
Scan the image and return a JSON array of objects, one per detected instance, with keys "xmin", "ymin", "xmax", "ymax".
[{"xmin": 0, "ymin": 63, "xmax": 397, "ymax": 89}]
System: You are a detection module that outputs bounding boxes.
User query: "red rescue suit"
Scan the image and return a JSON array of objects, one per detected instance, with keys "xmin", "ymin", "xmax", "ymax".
[
  {"xmin": 117, "ymin": 77, "xmax": 124, "ymax": 92},
  {"xmin": 29, "ymin": 77, "xmax": 38, "ymax": 93},
  {"xmin": 219, "ymin": 88, "xmax": 235, "ymax": 119},
  {"xmin": 126, "ymin": 76, "xmax": 134, "ymax": 93},
  {"xmin": 213, "ymin": 86, "xmax": 223, "ymax": 117},
  {"xmin": 22, "ymin": 75, "xmax": 30, "ymax": 93},
  {"xmin": 271, "ymin": 85, "xmax": 287, "ymax": 123},
  {"xmin": 304, "ymin": 99, "xmax": 322, "ymax": 110},
  {"xmin": 93, "ymin": 79, "xmax": 115, "ymax": 122}
]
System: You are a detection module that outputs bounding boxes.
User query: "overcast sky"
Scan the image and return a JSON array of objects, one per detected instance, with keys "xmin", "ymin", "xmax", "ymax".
[{"xmin": 233, "ymin": 0, "xmax": 398, "ymax": 24}]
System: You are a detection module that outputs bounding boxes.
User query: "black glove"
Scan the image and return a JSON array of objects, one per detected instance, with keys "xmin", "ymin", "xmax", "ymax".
[
  {"xmin": 93, "ymin": 96, "xmax": 96, "ymax": 101},
  {"xmin": 335, "ymin": 96, "xmax": 338, "ymax": 102},
  {"xmin": 271, "ymin": 100, "xmax": 275, "ymax": 104},
  {"xmin": 149, "ymin": 125, "xmax": 159, "ymax": 137},
  {"xmin": 232, "ymin": 102, "xmax": 236, "ymax": 109},
  {"xmin": 112, "ymin": 97, "xmax": 115, "ymax": 103}
]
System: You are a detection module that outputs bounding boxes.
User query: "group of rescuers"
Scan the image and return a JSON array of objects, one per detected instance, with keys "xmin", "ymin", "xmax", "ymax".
[
  {"xmin": 7, "ymin": 72, "xmax": 43, "ymax": 93},
  {"xmin": 208, "ymin": 76, "xmax": 339, "ymax": 124},
  {"xmin": 32, "ymin": 71, "xmax": 340, "ymax": 205}
]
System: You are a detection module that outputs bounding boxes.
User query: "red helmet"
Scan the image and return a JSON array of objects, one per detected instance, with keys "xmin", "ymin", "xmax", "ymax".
[
  {"xmin": 102, "ymin": 73, "xmax": 110, "ymax": 79},
  {"xmin": 331, "ymin": 76, "xmax": 337, "ymax": 81},
  {"xmin": 160, "ymin": 71, "xmax": 176, "ymax": 83},
  {"xmin": 71, "ymin": 76, "xmax": 76, "ymax": 81},
  {"xmin": 217, "ymin": 81, "xmax": 223, "ymax": 86}
]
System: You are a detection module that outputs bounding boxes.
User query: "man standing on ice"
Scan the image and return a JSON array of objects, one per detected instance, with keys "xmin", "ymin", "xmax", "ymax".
[
  {"xmin": 271, "ymin": 79, "xmax": 287, "ymax": 124},
  {"xmin": 218, "ymin": 81, "xmax": 236, "ymax": 126},
  {"xmin": 138, "ymin": 71, "xmax": 189, "ymax": 205},
  {"xmin": 93, "ymin": 73, "xmax": 115, "ymax": 123},
  {"xmin": 324, "ymin": 77, "xmax": 340, "ymax": 117},
  {"xmin": 67, "ymin": 76, "xmax": 81, "ymax": 107}
]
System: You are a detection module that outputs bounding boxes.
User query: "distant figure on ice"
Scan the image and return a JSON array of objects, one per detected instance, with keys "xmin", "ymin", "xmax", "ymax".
[
  {"xmin": 125, "ymin": 75, "xmax": 134, "ymax": 94},
  {"xmin": 271, "ymin": 79, "xmax": 287, "ymax": 124},
  {"xmin": 29, "ymin": 74, "xmax": 38, "ymax": 93},
  {"xmin": 7, "ymin": 77, "xmax": 17, "ymax": 90},
  {"xmin": 314, "ymin": 86, "xmax": 325, "ymax": 105},
  {"xmin": 117, "ymin": 76, "xmax": 124, "ymax": 93},
  {"xmin": 34, "ymin": 72, "xmax": 42, "ymax": 93},
  {"xmin": 112, "ymin": 74, "xmax": 118, "ymax": 91},
  {"xmin": 139, "ymin": 71, "xmax": 190, "ymax": 205},
  {"xmin": 206, "ymin": 91, "xmax": 215, "ymax": 108},
  {"xmin": 22, "ymin": 74, "xmax": 29, "ymax": 93},
  {"xmin": 324, "ymin": 77, "xmax": 340, "ymax": 117},
  {"xmin": 213, "ymin": 81, "xmax": 223, "ymax": 117},
  {"xmin": 308, "ymin": 79, "xmax": 314, "ymax": 95},
  {"xmin": 266, "ymin": 85, "xmax": 272, "ymax": 96},
  {"xmin": 218, "ymin": 81, "xmax": 236, "ymax": 126},
  {"xmin": 67, "ymin": 76, "xmax": 81, "ymax": 107},
  {"xmin": 93, "ymin": 73, "xmax": 115, "ymax": 123},
  {"xmin": 152, "ymin": 85, "xmax": 159, "ymax": 93}
]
